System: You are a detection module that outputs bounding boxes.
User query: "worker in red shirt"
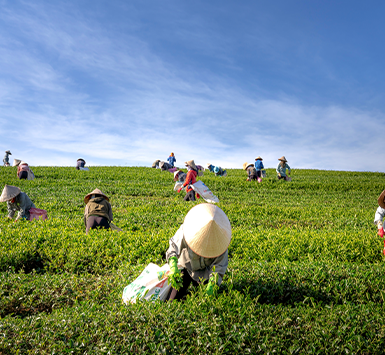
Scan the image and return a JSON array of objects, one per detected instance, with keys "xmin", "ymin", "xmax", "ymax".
[{"xmin": 178, "ymin": 160, "xmax": 198, "ymax": 201}]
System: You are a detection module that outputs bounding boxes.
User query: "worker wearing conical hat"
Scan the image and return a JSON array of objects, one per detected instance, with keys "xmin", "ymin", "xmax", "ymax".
[
  {"xmin": 254, "ymin": 156, "xmax": 264, "ymax": 178},
  {"xmin": 17, "ymin": 161, "xmax": 35, "ymax": 180},
  {"xmin": 177, "ymin": 160, "xmax": 199, "ymax": 201},
  {"xmin": 243, "ymin": 162, "xmax": 258, "ymax": 181},
  {"xmin": 165, "ymin": 203, "xmax": 232, "ymax": 301},
  {"xmin": 167, "ymin": 152, "xmax": 176, "ymax": 168},
  {"xmin": 84, "ymin": 188, "xmax": 113, "ymax": 234},
  {"xmin": 276, "ymin": 156, "xmax": 291, "ymax": 180},
  {"xmin": 0, "ymin": 184, "xmax": 35, "ymax": 220},
  {"xmin": 76, "ymin": 158, "xmax": 86, "ymax": 170},
  {"xmin": 374, "ymin": 190, "xmax": 385, "ymax": 255},
  {"xmin": 174, "ymin": 170, "xmax": 187, "ymax": 183},
  {"xmin": 3, "ymin": 150, "xmax": 11, "ymax": 167}
]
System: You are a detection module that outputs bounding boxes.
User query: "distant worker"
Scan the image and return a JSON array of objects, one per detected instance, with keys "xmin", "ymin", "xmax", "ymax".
[
  {"xmin": 207, "ymin": 164, "xmax": 227, "ymax": 177},
  {"xmin": 243, "ymin": 162, "xmax": 258, "ymax": 181},
  {"xmin": 178, "ymin": 160, "xmax": 198, "ymax": 201},
  {"xmin": 276, "ymin": 156, "xmax": 291, "ymax": 180},
  {"xmin": 166, "ymin": 203, "xmax": 232, "ymax": 301},
  {"xmin": 3, "ymin": 150, "xmax": 11, "ymax": 166},
  {"xmin": 0, "ymin": 184, "xmax": 36, "ymax": 221},
  {"xmin": 159, "ymin": 161, "xmax": 172, "ymax": 171},
  {"xmin": 254, "ymin": 156, "xmax": 265, "ymax": 178},
  {"xmin": 174, "ymin": 170, "xmax": 187, "ymax": 183},
  {"xmin": 152, "ymin": 160, "xmax": 161, "ymax": 169},
  {"xmin": 167, "ymin": 153, "xmax": 176, "ymax": 167},
  {"xmin": 76, "ymin": 158, "xmax": 86, "ymax": 170},
  {"xmin": 17, "ymin": 161, "xmax": 35, "ymax": 180},
  {"xmin": 84, "ymin": 188, "xmax": 113, "ymax": 234}
]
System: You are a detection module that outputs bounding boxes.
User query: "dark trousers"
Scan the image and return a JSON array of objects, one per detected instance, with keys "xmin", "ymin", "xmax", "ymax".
[
  {"xmin": 86, "ymin": 216, "xmax": 110, "ymax": 234},
  {"xmin": 184, "ymin": 190, "xmax": 196, "ymax": 201},
  {"xmin": 166, "ymin": 270, "xmax": 200, "ymax": 301},
  {"xmin": 18, "ymin": 171, "xmax": 28, "ymax": 180},
  {"xmin": 278, "ymin": 175, "xmax": 286, "ymax": 180}
]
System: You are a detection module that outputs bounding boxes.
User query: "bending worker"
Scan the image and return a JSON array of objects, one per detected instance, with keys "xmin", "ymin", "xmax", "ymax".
[
  {"xmin": 374, "ymin": 190, "xmax": 385, "ymax": 254},
  {"xmin": 254, "ymin": 156, "xmax": 264, "ymax": 178},
  {"xmin": 76, "ymin": 158, "xmax": 86, "ymax": 170},
  {"xmin": 3, "ymin": 150, "xmax": 11, "ymax": 166},
  {"xmin": 276, "ymin": 156, "xmax": 291, "ymax": 180},
  {"xmin": 167, "ymin": 152, "xmax": 176, "ymax": 167},
  {"xmin": 166, "ymin": 203, "xmax": 232, "ymax": 301},
  {"xmin": 0, "ymin": 184, "xmax": 35, "ymax": 220},
  {"xmin": 178, "ymin": 160, "xmax": 198, "ymax": 201},
  {"xmin": 84, "ymin": 188, "xmax": 113, "ymax": 234},
  {"xmin": 17, "ymin": 161, "xmax": 35, "ymax": 180},
  {"xmin": 243, "ymin": 162, "xmax": 258, "ymax": 181},
  {"xmin": 207, "ymin": 163, "xmax": 227, "ymax": 177}
]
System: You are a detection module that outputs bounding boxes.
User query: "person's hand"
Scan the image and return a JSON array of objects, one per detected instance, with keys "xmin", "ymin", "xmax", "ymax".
[
  {"xmin": 168, "ymin": 257, "xmax": 183, "ymax": 290},
  {"xmin": 378, "ymin": 227, "xmax": 384, "ymax": 238},
  {"xmin": 168, "ymin": 256, "xmax": 179, "ymax": 275},
  {"xmin": 177, "ymin": 187, "xmax": 182, "ymax": 193},
  {"xmin": 196, "ymin": 193, "xmax": 200, "ymax": 199}
]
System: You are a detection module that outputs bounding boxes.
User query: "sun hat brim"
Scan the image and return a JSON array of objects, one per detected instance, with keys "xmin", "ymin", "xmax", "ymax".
[
  {"xmin": 0, "ymin": 185, "xmax": 21, "ymax": 202},
  {"xmin": 84, "ymin": 188, "xmax": 109, "ymax": 204}
]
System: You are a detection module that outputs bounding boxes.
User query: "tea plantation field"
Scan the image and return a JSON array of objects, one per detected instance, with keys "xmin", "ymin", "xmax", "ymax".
[{"xmin": 0, "ymin": 166, "xmax": 385, "ymax": 354}]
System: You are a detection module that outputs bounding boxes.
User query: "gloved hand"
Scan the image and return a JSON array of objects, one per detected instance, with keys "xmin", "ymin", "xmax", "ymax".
[
  {"xmin": 278, "ymin": 173, "xmax": 281, "ymax": 178},
  {"xmin": 206, "ymin": 275, "xmax": 216, "ymax": 296},
  {"xmin": 177, "ymin": 187, "xmax": 182, "ymax": 193},
  {"xmin": 378, "ymin": 228, "xmax": 384, "ymax": 238},
  {"xmin": 196, "ymin": 193, "xmax": 200, "ymax": 199}
]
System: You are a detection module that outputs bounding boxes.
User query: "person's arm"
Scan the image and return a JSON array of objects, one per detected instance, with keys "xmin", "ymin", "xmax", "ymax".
[
  {"xmin": 182, "ymin": 171, "xmax": 192, "ymax": 188},
  {"xmin": 16, "ymin": 194, "xmax": 28, "ymax": 220},
  {"xmin": 286, "ymin": 163, "xmax": 291, "ymax": 174},
  {"xmin": 374, "ymin": 206, "xmax": 385, "ymax": 225},
  {"xmin": 165, "ymin": 226, "xmax": 184, "ymax": 261},
  {"xmin": 7, "ymin": 201, "xmax": 15, "ymax": 218},
  {"xmin": 208, "ymin": 250, "xmax": 228, "ymax": 286}
]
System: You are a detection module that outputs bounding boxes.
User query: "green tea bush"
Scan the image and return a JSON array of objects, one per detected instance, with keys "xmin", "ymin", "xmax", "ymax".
[{"xmin": 0, "ymin": 166, "xmax": 384, "ymax": 354}]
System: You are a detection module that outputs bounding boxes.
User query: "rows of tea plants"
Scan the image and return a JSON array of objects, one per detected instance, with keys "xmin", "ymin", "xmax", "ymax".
[{"xmin": 0, "ymin": 166, "xmax": 385, "ymax": 354}]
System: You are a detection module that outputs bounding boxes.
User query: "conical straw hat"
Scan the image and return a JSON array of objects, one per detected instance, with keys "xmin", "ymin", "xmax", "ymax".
[
  {"xmin": 278, "ymin": 156, "xmax": 287, "ymax": 162},
  {"xmin": 84, "ymin": 188, "xmax": 109, "ymax": 204},
  {"xmin": 5, "ymin": 150, "xmax": 11, "ymax": 154},
  {"xmin": 183, "ymin": 204, "xmax": 232, "ymax": 258},
  {"xmin": 255, "ymin": 156, "xmax": 263, "ymax": 160},
  {"xmin": 0, "ymin": 185, "xmax": 21, "ymax": 202},
  {"xmin": 12, "ymin": 159, "xmax": 21, "ymax": 167},
  {"xmin": 378, "ymin": 190, "xmax": 385, "ymax": 209},
  {"xmin": 173, "ymin": 170, "xmax": 182, "ymax": 181},
  {"xmin": 185, "ymin": 160, "xmax": 197, "ymax": 171},
  {"xmin": 243, "ymin": 162, "xmax": 253, "ymax": 170}
]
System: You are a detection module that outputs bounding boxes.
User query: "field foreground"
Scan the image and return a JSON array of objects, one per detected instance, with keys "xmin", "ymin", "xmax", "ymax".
[{"xmin": 1, "ymin": 166, "xmax": 385, "ymax": 354}]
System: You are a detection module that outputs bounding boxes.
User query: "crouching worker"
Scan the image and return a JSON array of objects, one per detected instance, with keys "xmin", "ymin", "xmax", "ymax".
[
  {"xmin": 243, "ymin": 162, "xmax": 258, "ymax": 181},
  {"xmin": 0, "ymin": 185, "xmax": 35, "ymax": 221},
  {"xmin": 374, "ymin": 190, "xmax": 385, "ymax": 255},
  {"xmin": 76, "ymin": 158, "xmax": 86, "ymax": 170},
  {"xmin": 17, "ymin": 161, "xmax": 34, "ymax": 180},
  {"xmin": 177, "ymin": 160, "xmax": 198, "ymax": 201},
  {"xmin": 174, "ymin": 170, "xmax": 187, "ymax": 183},
  {"xmin": 84, "ymin": 188, "xmax": 113, "ymax": 234},
  {"xmin": 165, "ymin": 203, "xmax": 232, "ymax": 301},
  {"xmin": 207, "ymin": 164, "xmax": 227, "ymax": 177}
]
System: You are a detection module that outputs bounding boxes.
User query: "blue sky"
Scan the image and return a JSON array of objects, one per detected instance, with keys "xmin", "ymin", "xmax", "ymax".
[{"xmin": 1, "ymin": 0, "xmax": 384, "ymax": 171}]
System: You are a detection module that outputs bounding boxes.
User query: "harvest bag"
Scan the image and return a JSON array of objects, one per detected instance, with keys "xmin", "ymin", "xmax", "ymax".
[
  {"xmin": 285, "ymin": 176, "xmax": 292, "ymax": 182},
  {"xmin": 29, "ymin": 208, "xmax": 48, "ymax": 221},
  {"xmin": 79, "ymin": 167, "xmax": 89, "ymax": 171},
  {"xmin": 191, "ymin": 180, "xmax": 219, "ymax": 203},
  {"xmin": 261, "ymin": 170, "xmax": 266, "ymax": 178},
  {"xmin": 122, "ymin": 263, "xmax": 172, "ymax": 304}
]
